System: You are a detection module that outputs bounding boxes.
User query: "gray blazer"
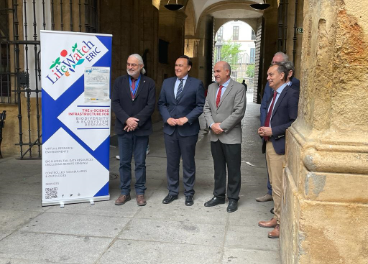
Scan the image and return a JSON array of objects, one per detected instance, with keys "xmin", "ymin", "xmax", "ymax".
[{"xmin": 204, "ymin": 78, "xmax": 246, "ymax": 144}]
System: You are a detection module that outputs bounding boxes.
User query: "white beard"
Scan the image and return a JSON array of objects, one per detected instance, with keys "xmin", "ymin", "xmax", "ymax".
[{"xmin": 127, "ymin": 69, "xmax": 140, "ymax": 78}]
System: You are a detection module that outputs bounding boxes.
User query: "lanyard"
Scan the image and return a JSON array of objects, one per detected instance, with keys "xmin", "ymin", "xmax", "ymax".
[{"xmin": 129, "ymin": 75, "xmax": 141, "ymax": 97}]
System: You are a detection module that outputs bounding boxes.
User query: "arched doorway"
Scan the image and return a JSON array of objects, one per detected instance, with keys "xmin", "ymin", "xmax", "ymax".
[{"xmin": 214, "ymin": 21, "xmax": 256, "ymax": 93}]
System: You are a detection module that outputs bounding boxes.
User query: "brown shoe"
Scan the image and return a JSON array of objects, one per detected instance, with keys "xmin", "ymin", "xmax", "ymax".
[
  {"xmin": 258, "ymin": 218, "xmax": 277, "ymax": 228},
  {"xmin": 255, "ymin": 193, "xmax": 273, "ymax": 202},
  {"xmin": 115, "ymin": 194, "xmax": 131, "ymax": 205},
  {"xmin": 136, "ymin": 195, "xmax": 147, "ymax": 206},
  {"xmin": 268, "ymin": 224, "xmax": 280, "ymax": 238}
]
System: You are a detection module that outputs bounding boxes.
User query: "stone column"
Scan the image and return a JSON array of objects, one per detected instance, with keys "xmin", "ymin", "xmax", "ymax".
[
  {"xmin": 158, "ymin": 8, "xmax": 187, "ymax": 76},
  {"xmin": 260, "ymin": 1, "xmax": 279, "ymax": 94},
  {"xmin": 282, "ymin": 0, "xmax": 368, "ymax": 263},
  {"xmin": 184, "ymin": 37, "xmax": 200, "ymax": 77}
]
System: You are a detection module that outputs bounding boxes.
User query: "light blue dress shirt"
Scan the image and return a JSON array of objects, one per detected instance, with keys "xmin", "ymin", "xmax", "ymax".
[{"xmin": 215, "ymin": 78, "xmax": 231, "ymax": 100}]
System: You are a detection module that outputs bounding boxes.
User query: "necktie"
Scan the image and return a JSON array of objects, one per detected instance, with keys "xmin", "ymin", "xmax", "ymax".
[
  {"xmin": 216, "ymin": 85, "xmax": 223, "ymax": 108},
  {"xmin": 176, "ymin": 79, "xmax": 183, "ymax": 101},
  {"xmin": 131, "ymin": 78, "xmax": 136, "ymax": 99},
  {"xmin": 264, "ymin": 91, "xmax": 277, "ymax": 141}
]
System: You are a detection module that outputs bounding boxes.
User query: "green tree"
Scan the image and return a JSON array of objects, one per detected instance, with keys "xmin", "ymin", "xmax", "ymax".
[
  {"xmin": 216, "ymin": 40, "xmax": 241, "ymax": 70},
  {"xmin": 246, "ymin": 64, "xmax": 255, "ymax": 78}
]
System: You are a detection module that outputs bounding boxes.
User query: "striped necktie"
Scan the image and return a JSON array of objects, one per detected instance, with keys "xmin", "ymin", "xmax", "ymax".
[{"xmin": 176, "ymin": 79, "xmax": 184, "ymax": 101}]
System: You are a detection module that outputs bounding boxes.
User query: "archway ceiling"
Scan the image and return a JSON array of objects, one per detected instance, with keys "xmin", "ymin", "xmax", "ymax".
[
  {"xmin": 211, "ymin": 9, "xmax": 262, "ymax": 19},
  {"xmin": 192, "ymin": 0, "xmax": 264, "ymax": 23}
]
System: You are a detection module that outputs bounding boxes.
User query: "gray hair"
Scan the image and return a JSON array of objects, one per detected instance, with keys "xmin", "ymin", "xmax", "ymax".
[
  {"xmin": 282, "ymin": 61, "xmax": 295, "ymax": 79},
  {"xmin": 129, "ymin": 53, "xmax": 146, "ymax": 75},
  {"xmin": 274, "ymin": 52, "xmax": 289, "ymax": 62},
  {"xmin": 223, "ymin": 62, "xmax": 231, "ymax": 75}
]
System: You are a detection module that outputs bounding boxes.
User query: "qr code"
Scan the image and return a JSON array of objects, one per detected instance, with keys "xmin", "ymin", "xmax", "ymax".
[{"xmin": 45, "ymin": 187, "xmax": 58, "ymax": 199}]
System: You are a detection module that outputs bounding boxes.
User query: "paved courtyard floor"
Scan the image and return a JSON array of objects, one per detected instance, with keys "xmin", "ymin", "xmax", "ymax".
[{"xmin": 0, "ymin": 94, "xmax": 280, "ymax": 264}]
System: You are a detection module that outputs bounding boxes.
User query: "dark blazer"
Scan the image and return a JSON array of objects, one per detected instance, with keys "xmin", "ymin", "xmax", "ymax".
[
  {"xmin": 111, "ymin": 74, "xmax": 156, "ymax": 136},
  {"xmin": 158, "ymin": 76, "xmax": 205, "ymax": 136},
  {"xmin": 262, "ymin": 84, "xmax": 299, "ymax": 155},
  {"xmin": 260, "ymin": 77, "xmax": 300, "ymax": 126}
]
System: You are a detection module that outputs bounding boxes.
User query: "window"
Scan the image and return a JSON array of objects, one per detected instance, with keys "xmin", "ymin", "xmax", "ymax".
[
  {"xmin": 159, "ymin": 39, "xmax": 169, "ymax": 64},
  {"xmin": 250, "ymin": 48, "xmax": 255, "ymax": 63},
  {"xmin": 0, "ymin": 0, "xmax": 10, "ymax": 101},
  {"xmin": 251, "ymin": 30, "xmax": 256, "ymax": 40},
  {"xmin": 233, "ymin": 26, "xmax": 239, "ymax": 40},
  {"xmin": 217, "ymin": 27, "xmax": 223, "ymax": 42}
]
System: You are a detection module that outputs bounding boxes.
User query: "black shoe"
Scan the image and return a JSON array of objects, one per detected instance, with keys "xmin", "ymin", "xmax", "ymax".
[
  {"xmin": 270, "ymin": 208, "xmax": 274, "ymax": 214},
  {"xmin": 227, "ymin": 200, "xmax": 238, "ymax": 213},
  {"xmin": 162, "ymin": 194, "xmax": 178, "ymax": 204},
  {"xmin": 204, "ymin": 196, "xmax": 225, "ymax": 207},
  {"xmin": 185, "ymin": 196, "xmax": 194, "ymax": 206}
]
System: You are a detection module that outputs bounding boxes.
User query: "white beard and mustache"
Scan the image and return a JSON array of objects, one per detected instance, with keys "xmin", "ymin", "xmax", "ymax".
[{"xmin": 127, "ymin": 68, "xmax": 140, "ymax": 77}]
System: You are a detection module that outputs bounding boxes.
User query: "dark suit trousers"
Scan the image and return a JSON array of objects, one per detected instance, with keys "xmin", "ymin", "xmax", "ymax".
[
  {"xmin": 211, "ymin": 140, "xmax": 241, "ymax": 200},
  {"xmin": 164, "ymin": 128, "xmax": 198, "ymax": 196}
]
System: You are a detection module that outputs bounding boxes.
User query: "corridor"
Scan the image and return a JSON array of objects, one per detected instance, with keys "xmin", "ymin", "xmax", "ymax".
[{"xmin": 0, "ymin": 93, "xmax": 280, "ymax": 263}]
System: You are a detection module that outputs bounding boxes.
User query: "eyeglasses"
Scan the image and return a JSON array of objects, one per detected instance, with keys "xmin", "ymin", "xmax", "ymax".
[{"xmin": 126, "ymin": 63, "xmax": 139, "ymax": 67}]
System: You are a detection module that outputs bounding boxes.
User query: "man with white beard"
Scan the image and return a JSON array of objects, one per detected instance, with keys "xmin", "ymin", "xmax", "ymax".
[{"xmin": 111, "ymin": 54, "xmax": 156, "ymax": 206}]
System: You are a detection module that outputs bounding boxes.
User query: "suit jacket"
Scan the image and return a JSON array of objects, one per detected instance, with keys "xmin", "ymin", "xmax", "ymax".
[
  {"xmin": 262, "ymin": 84, "xmax": 299, "ymax": 154},
  {"xmin": 260, "ymin": 77, "xmax": 300, "ymax": 126},
  {"xmin": 203, "ymin": 79, "xmax": 246, "ymax": 144},
  {"xmin": 158, "ymin": 76, "xmax": 205, "ymax": 136},
  {"xmin": 111, "ymin": 74, "xmax": 156, "ymax": 136}
]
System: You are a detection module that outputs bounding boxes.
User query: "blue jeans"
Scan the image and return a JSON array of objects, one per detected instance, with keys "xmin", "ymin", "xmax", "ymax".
[{"xmin": 118, "ymin": 133, "xmax": 149, "ymax": 195}]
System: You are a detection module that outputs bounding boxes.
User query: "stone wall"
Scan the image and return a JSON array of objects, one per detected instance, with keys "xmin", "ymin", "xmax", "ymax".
[
  {"xmin": 260, "ymin": 1, "xmax": 279, "ymax": 93},
  {"xmin": 281, "ymin": 0, "xmax": 368, "ymax": 263},
  {"xmin": 254, "ymin": 20, "xmax": 262, "ymax": 103},
  {"xmin": 100, "ymin": 0, "xmax": 161, "ymax": 124}
]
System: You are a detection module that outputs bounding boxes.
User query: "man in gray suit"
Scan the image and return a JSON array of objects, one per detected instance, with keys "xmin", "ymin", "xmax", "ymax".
[{"xmin": 203, "ymin": 61, "xmax": 246, "ymax": 213}]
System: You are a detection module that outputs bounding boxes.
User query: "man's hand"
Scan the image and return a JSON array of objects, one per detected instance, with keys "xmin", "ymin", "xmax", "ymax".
[
  {"xmin": 175, "ymin": 117, "xmax": 188, "ymax": 126},
  {"xmin": 258, "ymin": 126, "xmax": 272, "ymax": 137},
  {"xmin": 124, "ymin": 125, "xmax": 134, "ymax": 132},
  {"xmin": 211, "ymin": 123, "xmax": 224, "ymax": 134},
  {"xmin": 257, "ymin": 127, "xmax": 263, "ymax": 136},
  {"xmin": 167, "ymin": 118, "xmax": 177, "ymax": 126},
  {"xmin": 124, "ymin": 117, "xmax": 139, "ymax": 132}
]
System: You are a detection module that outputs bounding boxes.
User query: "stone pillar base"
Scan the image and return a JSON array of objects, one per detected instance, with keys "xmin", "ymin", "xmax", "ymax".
[{"xmin": 281, "ymin": 126, "xmax": 368, "ymax": 264}]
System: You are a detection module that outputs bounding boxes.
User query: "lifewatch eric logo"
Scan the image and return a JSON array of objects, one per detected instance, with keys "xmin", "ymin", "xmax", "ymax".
[{"xmin": 45, "ymin": 40, "xmax": 101, "ymax": 85}]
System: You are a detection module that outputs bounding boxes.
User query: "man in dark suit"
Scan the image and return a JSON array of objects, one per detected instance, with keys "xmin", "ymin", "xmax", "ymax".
[
  {"xmin": 203, "ymin": 61, "xmax": 246, "ymax": 213},
  {"xmin": 256, "ymin": 53, "xmax": 300, "ymax": 203},
  {"xmin": 257, "ymin": 62, "xmax": 299, "ymax": 238},
  {"xmin": 112, "ymin": 54, "xmax": 156, "ymax": 207},
  {"xmin": 158, "ymin": 55, "xmax": 205, "ymax": 206}
]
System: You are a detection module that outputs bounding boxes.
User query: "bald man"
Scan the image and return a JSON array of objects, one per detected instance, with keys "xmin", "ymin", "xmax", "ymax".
[{"xmin": 203, "ymin": 61, "xmax": 246, "ymax": 213}]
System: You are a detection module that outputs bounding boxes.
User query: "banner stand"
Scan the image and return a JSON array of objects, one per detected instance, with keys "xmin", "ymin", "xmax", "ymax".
[
  {"xmin": 41, "ymin": 30, "xmax": 112, "ymax": 207},
  {"xmin": 41, "ymin": 196, "xmax": 107, "ymax": 208}
]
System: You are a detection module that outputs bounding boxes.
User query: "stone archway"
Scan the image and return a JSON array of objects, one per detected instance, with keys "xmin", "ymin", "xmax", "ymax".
[
  {"xmin": 213, "ymin": 20, "xmax": 257, "ymax": 92},
  {"xmin": 191, "ymin": 1, "xmax": 265, "ymax": 96}
]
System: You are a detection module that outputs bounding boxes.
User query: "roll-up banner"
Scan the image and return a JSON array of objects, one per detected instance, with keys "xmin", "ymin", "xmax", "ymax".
[{"xmin": 41, "ymin": 30, "xmax": 112, "ymax": 206}]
